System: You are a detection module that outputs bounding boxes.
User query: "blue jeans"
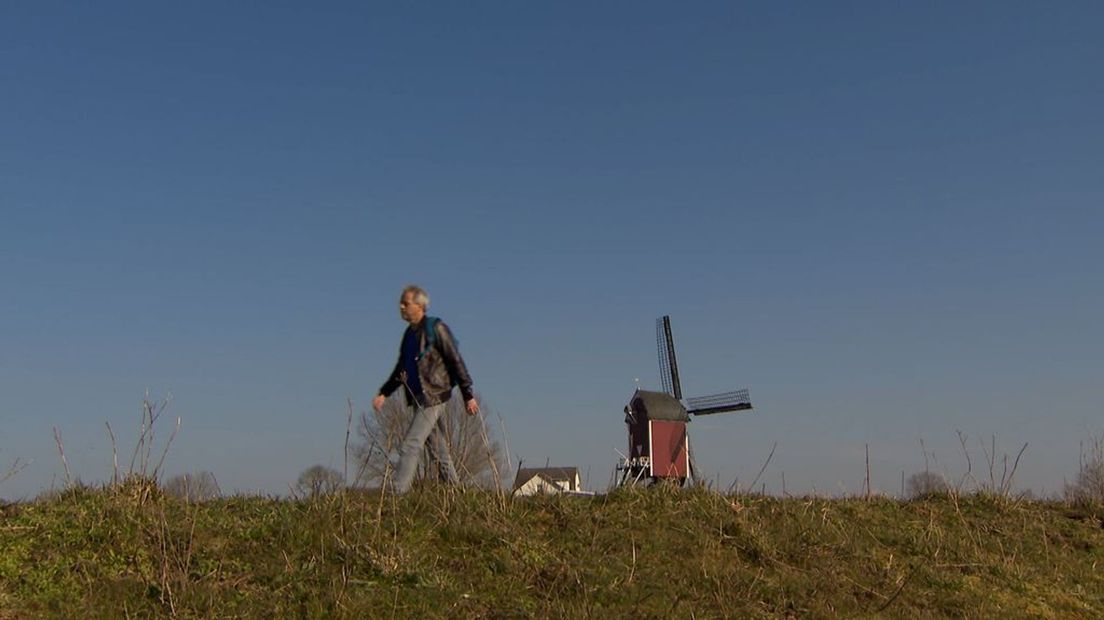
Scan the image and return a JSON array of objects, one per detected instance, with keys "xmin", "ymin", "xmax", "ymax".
[{"xmin": 392, "ymin": 402, "xmax": 460, "ymax": 494}]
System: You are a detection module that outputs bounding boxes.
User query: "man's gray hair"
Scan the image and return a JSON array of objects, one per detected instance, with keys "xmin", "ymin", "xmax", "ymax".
[{"xmin": 401, "ymin": 284, "xmax": 430, "ymax": 309}]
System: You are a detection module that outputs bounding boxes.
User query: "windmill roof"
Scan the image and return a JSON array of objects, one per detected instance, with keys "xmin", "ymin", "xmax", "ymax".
[{"xmin": 629, "ymin": 390, "xmax": 690, "ymax": 422}]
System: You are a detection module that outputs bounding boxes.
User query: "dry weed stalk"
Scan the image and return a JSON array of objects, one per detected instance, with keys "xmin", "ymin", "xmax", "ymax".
[
  {"xmin": 914, "ymin": 433, "xmax": 1028, "ymax": 500},
  {"xmin": 955, "ymin": 430, "xmax": 977, "ymax": 491},
  {"xmin": 1, "ymin": 457, "xmax": 30, "ymax": 486},
  {"xmin": 344, "ymin": 397, "xmax": 354, "ymax": 486},
  {"xmin": 1066, "ymin": 430, "xmax": 1104, "ymax": 504},
  {"xmin": 89, "ymin": 391, "xmax": 183, "ymax": 501},
  {"xmin": 730, "ymin": 440, "xmax": 777, "ymax": 496},
  {"xmin": 151, "ymin": 500, "xmax": 200, "ymax": 616},
  {"xmin": 128, "ymin": 392, "xmax": 176, "ymax": 477},
  {"xmin": 977, "ymin": 434, "xmax": 1028, "ymax": 497},
  {"xmin": 864, "ymin": 443, "xmax": 871, "ymax": 500},
  {"xmin": 52, "ymin": 426, "xmax": 72, "ymax": 487},
  {"xmin": 106, "ymin": 421, "xmax": 120, "ymax": 485}
]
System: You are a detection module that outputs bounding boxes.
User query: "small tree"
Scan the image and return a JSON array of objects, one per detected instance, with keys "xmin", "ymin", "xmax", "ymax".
[
  {"xmin": 163, "ymin": 470, "xmax": 220, "ymax": 501},
  {"xmin": 353, "ymin": 392, "xmax": 507, "ymax": 489},
  {"xmin": 907, "ymin": 470, "xmax": 949, "ymax": 498},
  {"xmin": 1065, "ymin": 431, "xmax": 1104, "ymax": 504},
  {"xmin": 297, "ymin": 464, "xmax": 344, "ymax": 497}
]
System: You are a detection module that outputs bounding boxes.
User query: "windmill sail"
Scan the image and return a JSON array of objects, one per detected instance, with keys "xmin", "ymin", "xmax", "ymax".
[
  {"xmin": 656, "ymin": 316, "xmax": 682, "ymax": 400},
  {"xmin": 686, "ymin": 389, "xmax": 753, "ymax": 416}
]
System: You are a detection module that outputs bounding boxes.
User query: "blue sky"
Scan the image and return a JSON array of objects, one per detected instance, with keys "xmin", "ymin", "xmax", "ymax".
[{"xmin": 2, "ymin": 2, "xmax": 1102, "ymax": 498}]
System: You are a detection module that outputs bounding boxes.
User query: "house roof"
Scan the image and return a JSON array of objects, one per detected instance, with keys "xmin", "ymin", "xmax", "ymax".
[{"xmin": 513, "ymin": 466, "xmax": 579, "ymax": 490}]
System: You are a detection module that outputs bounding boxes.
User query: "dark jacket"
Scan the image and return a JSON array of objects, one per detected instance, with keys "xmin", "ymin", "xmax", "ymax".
[{"xmin": 379, "ymin": 317, "xmax": 474, "ymax": 407}]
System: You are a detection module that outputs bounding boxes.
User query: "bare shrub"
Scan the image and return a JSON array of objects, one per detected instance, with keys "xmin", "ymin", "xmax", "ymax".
[
  {"xmin": 353, "ymin": 392, "xmax": 507, "ymax": 489},
  {"xmin": 163, "ymin": 470, "xmax": 221, "ymax": 502},
  {"xmin": 906, "ymin": 471, "xmax": 949, "ymax": 498},
  {"xmin": 296, "ymin": 464, "xmax": 344, "ymax": 497},
  {"xmin": 1065, "ymin": 431, "xmax": 1104, "ymax": 505}
]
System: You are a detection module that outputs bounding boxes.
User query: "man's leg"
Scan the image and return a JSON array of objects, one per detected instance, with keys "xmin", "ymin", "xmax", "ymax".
[
  {"xmin": 392, "ymin": 402, "xmax": 447, "ymax": 494},
  {"xmin": 428, "ymin": 413, "xmax": 460, "ymax": 484}
]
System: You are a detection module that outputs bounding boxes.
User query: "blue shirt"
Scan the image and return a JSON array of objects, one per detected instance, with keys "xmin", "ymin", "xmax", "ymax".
[{"xmin": 401, "ymin": 323, "xmax": 424, "ymax": 398}]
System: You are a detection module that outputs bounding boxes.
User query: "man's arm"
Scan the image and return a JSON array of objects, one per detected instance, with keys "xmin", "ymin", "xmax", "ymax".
[
  {"xmin": 374, "ymin": 358, "xmax": 403, "ymax": 412},
  {"xmin": 435, "ymin": 321, "xmax": 477, "ymax": 413}
]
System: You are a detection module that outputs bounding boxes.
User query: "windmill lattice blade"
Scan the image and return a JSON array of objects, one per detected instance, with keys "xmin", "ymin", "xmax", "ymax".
[
  {"xmin": 687, "ymin": 389, "xmax": 753, "ymax": 416},
  {"xmin": 657, "ymin": 317, "xmax": 674, "ymax": 397},
  {"xmin": 658, "ymin": 316, "xmax": 682, "ymax": 400}
]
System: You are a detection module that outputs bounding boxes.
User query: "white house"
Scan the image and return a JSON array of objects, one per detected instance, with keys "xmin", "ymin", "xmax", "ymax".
[{"xmin": 512, "ymin": 466, "xmax": 583, "ymax": 496}]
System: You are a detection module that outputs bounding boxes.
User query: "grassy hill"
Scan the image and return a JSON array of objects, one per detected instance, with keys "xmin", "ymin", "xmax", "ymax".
[{"xmin": 1, "ymin": 483, "xmax": 1102, "ymax": 618}]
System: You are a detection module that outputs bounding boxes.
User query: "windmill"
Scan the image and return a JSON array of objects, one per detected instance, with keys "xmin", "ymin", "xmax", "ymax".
[{"xmin": 615, "ymin": 316, "xmax": 753, "ymax": 486}]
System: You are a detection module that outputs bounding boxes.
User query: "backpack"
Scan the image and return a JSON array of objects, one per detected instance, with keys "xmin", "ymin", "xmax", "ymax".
[
  {"xmin": 420, "ymin": 316, "xmax": 457, "ymax": 357},
  {"xmin": 420, "ymin": 316, "xmax": 459, "ymax": 387}
]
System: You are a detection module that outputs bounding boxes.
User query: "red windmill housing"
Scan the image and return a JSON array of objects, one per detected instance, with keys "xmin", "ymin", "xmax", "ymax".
[{"xmin": 615, "ymin": 316, "xmax": 753, "ymax": 486}]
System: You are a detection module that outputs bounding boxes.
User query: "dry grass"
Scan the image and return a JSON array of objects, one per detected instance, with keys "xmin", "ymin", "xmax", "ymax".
[{"xmin": 1, "ymin": 483, "xmax": 1102, "ymax": 618}]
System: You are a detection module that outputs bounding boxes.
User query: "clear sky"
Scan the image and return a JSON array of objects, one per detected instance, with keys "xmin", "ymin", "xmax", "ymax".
[{"xmin": 3, "ymin": 2, "xmax": 1102, "ymax": 499}]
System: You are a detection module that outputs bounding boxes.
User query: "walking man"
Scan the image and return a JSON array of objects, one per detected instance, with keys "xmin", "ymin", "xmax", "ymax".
[{"xmin": 373, "ymin": 285, "xmax": 478, "ymax": 493}]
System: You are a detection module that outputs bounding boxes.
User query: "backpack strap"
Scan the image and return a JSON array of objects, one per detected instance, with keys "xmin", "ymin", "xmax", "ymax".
[{"xmin": 420, "ymin": 316, "xmax": 440, "ymax": 357}]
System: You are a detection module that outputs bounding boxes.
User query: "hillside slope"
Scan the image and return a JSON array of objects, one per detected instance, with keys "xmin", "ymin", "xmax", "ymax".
[{"xmin": 1, "ymin": 485, "xmax": 1102, "ymax": 618}]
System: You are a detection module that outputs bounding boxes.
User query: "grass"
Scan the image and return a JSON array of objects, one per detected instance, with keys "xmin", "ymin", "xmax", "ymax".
[{"xmin": 1, "ymin": 483, "xmax": 1102, "ymax": 618}]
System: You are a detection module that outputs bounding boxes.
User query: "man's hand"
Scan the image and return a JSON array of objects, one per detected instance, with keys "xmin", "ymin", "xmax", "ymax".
[
  {"xmin": 372, "ymin": 394, "xmax": 387, "ymax": 412},
  {"xmin": 466, "ymin": 398, "xmax": 479, "ymax": 416}
]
